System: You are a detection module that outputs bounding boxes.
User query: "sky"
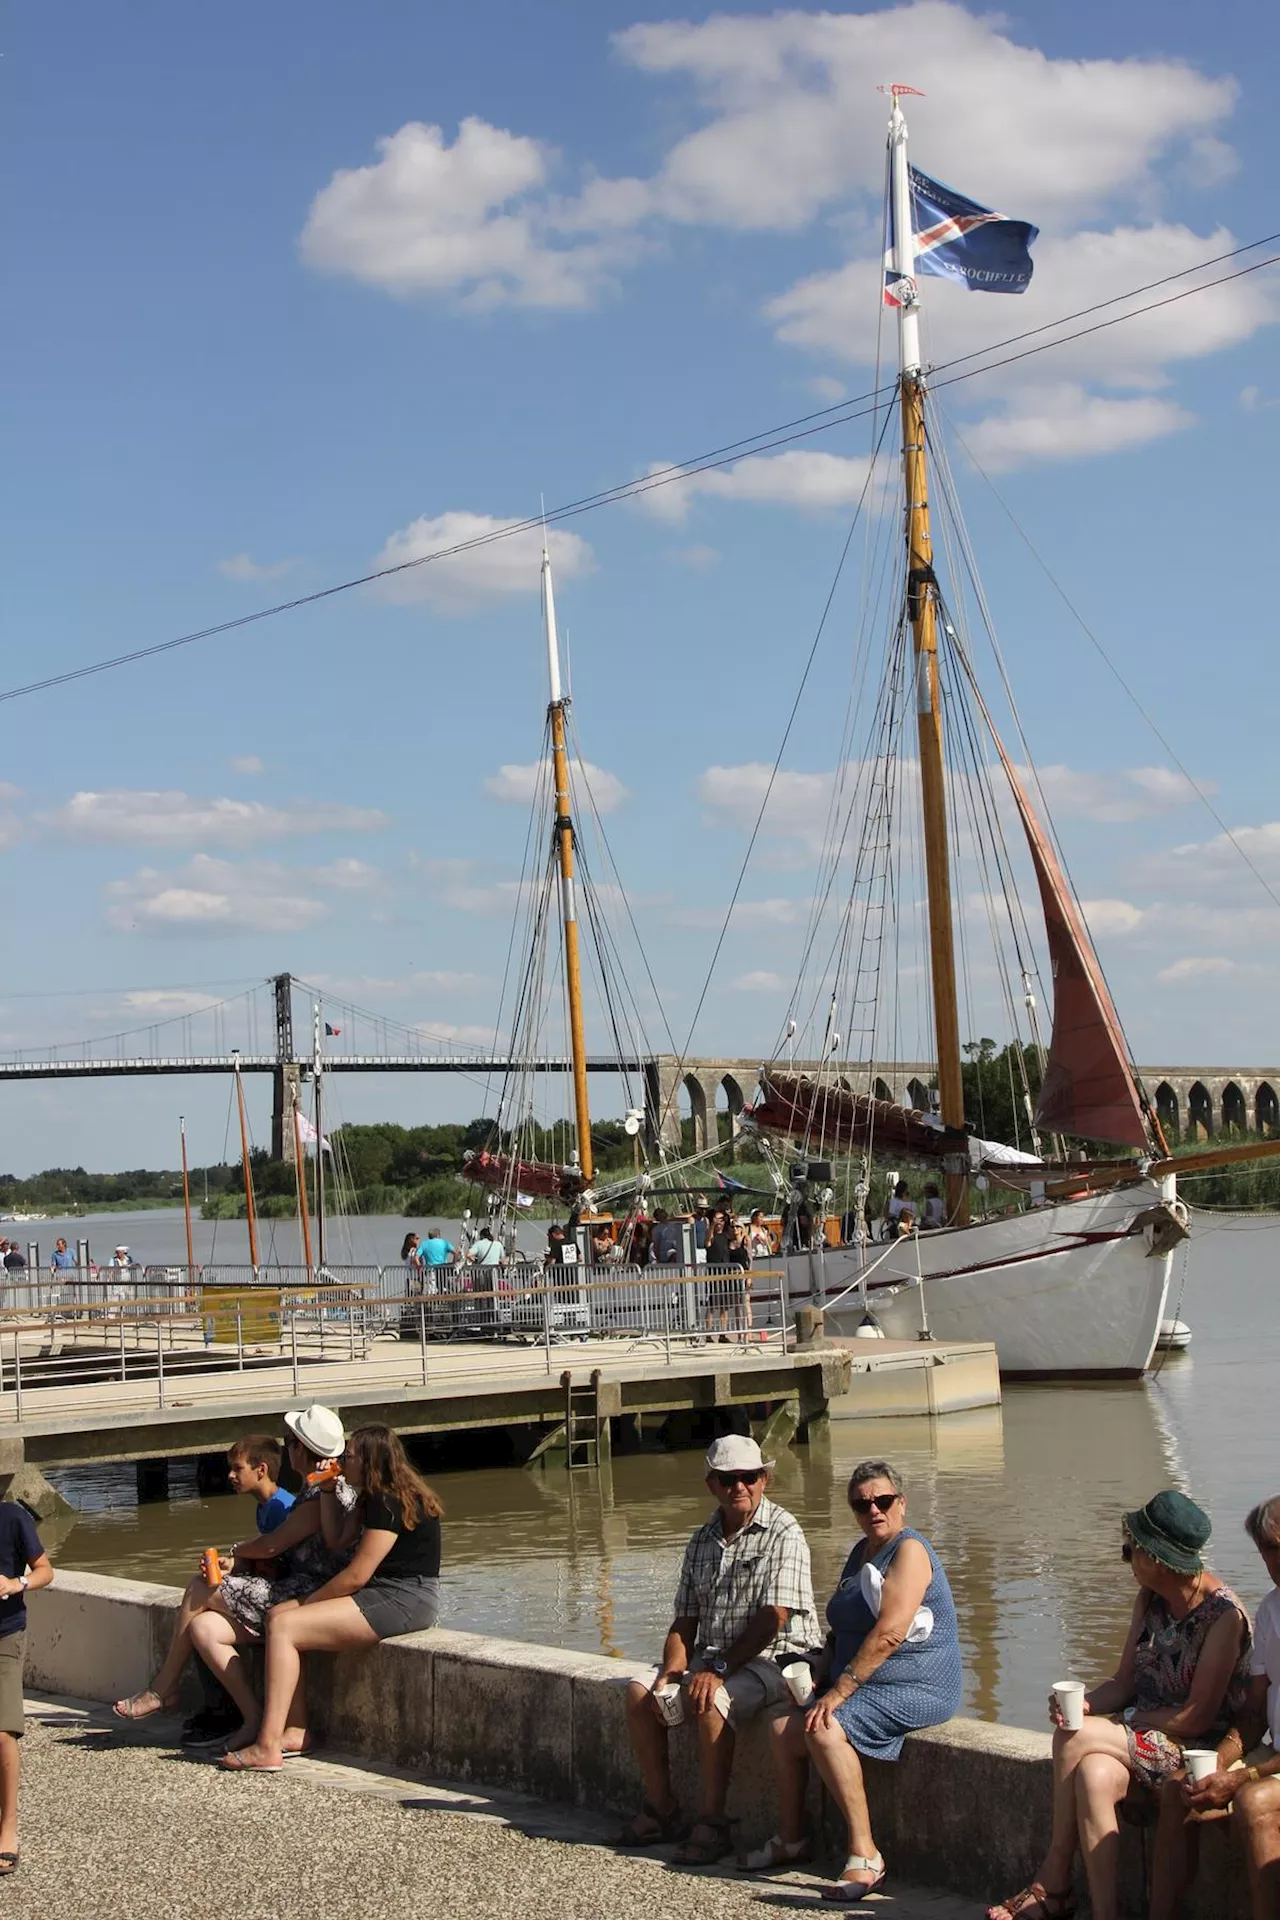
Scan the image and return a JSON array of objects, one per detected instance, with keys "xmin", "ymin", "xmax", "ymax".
[{"xmin": 2, "ymin": 0, "xmax": 1279, "ymax": 1173}]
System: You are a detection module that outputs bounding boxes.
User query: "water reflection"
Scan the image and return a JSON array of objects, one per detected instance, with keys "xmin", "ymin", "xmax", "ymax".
[{"xmin": 44, "ymin": 1216, "xmax": 1280, "ymax": 1728}]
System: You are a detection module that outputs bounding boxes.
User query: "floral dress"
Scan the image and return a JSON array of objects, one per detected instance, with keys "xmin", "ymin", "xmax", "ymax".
[
  {"xmin": 220, "ymin": 1479, "xmax": 359, "ymax": 1639},
  {"xmin": 1124, "ymin": 1584, "xmax": 1252, "ymax": 1784}
]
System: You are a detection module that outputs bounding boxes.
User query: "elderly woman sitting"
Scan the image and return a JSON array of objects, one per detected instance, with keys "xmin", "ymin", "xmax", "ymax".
[
  {"xmin": 987, "ymin": 1489, "xmax": 1252, "ymax": 1920},
  {"xmin": 746, "ymin": 1459, "xmax": 961, "ymax": 1901},
  {"xmin": 1149, "ymin": 1494, "xmax": 1280, "ymax": 1920}
]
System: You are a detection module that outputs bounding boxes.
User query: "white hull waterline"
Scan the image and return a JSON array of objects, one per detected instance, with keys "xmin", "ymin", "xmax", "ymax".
[{"xmin": 789, "ymin": 1179, "xmax": 1178, "ymax": 1377}]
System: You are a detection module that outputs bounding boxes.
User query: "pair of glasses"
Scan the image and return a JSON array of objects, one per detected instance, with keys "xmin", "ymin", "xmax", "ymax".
[
  {"xmin": 714, "ymin": 1470, "xmax": 763, "ymax": 1489},
  {"xmin": 852, "ymin": 1493, "xmax": 899, "ymax": 1515}
]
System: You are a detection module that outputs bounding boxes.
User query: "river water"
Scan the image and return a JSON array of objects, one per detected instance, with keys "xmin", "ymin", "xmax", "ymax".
[{"xmin": 38, "ymin": 1207, "xmax": 1274, "ymax": 1730}]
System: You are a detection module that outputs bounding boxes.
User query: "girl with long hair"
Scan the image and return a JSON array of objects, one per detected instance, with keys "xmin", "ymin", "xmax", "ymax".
[{"xmin": 218, "ymin": 1426, "xmax": 443, "ymax": 1773}]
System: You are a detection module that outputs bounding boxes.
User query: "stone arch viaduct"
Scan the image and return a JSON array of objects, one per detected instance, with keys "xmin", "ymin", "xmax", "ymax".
[{"xmin": 642, "ymin": 1057, "xmax": 1280, "ymax": 1154}]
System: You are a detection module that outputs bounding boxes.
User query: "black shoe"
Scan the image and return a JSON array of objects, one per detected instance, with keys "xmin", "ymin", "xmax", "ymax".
[{"xmin": 181, "ymin": 1711, "xmax": 243, "ymax": 1751}]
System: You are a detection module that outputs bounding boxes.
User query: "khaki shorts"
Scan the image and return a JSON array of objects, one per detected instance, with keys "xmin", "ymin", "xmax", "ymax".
[
  {"xmin": 0, "ymin": 1634, "xmax": 24, "ymax": 1738},
  {"xmin": 678, "ymin": 1654, "xmax": 788, "ymax": 1728}
]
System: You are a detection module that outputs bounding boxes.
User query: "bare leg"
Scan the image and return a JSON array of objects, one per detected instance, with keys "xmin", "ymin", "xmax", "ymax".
[
  {"xmin": 770, "ymin": 1710, "xmax": 810, "ymax": 1844},
  {"xmin": 691, "ymin": 1701, "xmax": 735, "ymax": 1823},
  {"xmin": 115, "ymin": 1574, "xmax": 213, "ymax": 1714},
  {"xmin": 1149, "ymin": 1775, "xmax": 1201, "ymax": 1920},
  {"xmin": 623, "ymin": 1680, "xmax": 677, "ymax": 1819},
  {"xmin": 1235, "ymin": 1777, "xmax": 1280, "ymax": 1920},
  {"xmin": 189, "ymin": 1608, "xmax": 261, "ymax": 1734},
  {"xmin": 805, "ymin": 1719, "xmax": 879, "ymax": 1888},
  {"xmin": 1074, "ymin": 1748, "xmax": 1133, "ymax": 1920},
  {"xmin": 226, "ymin": 1599, "xmax": 376, "ymax": 1770},
  {"xmin": 0, "ymin": 1732, "xmax": 18, "ymax": 1867}
]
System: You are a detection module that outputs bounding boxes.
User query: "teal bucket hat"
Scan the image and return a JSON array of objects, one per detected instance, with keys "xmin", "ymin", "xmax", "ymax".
[{"xmin": 1122, "ymin": 1489, "xmax": 1211, "ymax": 1575}]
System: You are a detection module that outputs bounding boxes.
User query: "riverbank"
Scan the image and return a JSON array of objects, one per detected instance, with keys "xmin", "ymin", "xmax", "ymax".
[{"xmin": 23, "ymin": 1571, "xmax": 1246, "ymax": 1917}]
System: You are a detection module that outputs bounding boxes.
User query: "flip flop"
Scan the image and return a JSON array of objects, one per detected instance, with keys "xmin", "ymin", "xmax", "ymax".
[
  {"xmin": 219, "ymin": 1750, "xmax": 283, "ymax": 1773},
  {"xmin": 112, "ymin": 1692, "xmax": 173, "ymax": 1721},
  {"xmin": 0, "ymin": 1852, "xmax": 17, "ymax": 1876}
]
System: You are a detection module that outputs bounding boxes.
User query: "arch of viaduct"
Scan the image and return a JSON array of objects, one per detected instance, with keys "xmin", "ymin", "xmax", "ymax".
[{"xmin": 643, "ymin": 1057, "xmax": 1280, "ymax": 1154}]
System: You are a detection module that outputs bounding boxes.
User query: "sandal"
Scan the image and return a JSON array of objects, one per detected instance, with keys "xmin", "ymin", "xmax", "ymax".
[
  {"xmin": 610, "ymin": 1800, "xmax": 690, "ymax": 1849},
  {"xmin": 219, "ymin": 1750, "xmax": 284, "ymax": 1773},
  {"xmin": 822, "ymin": 1851, "xmax": 887, "ymax": 1903},
  {"xmin": 112, "ymin": 1690, "xmax": 174, "ymax": 1721},
  {"xmin": 986, "ymin": 1885, "xmax": 1077, "ymax": 1920},
  {"xmin": 739, "ymin": 1832, "xmax": 814, "ymax": 1874},
  {"xmin": 0, "ymin": 1852, "xmax": 17, "ymax": 1877},
  {"xmin": 670, "ymin": 1815, "xmax": 736, "ymax": 1867}
]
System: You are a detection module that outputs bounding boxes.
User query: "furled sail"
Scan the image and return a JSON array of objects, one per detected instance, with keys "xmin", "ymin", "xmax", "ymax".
[
  {"xmin": 749, "ymin": 1072, "xmax": 969, "ymax": 1163},
  {"xmin": 461, "ymin": 1149, "xmax": 586, "ymax": 1204},
  {"xmin": 995, "ymin": 747, "xmax": 1150, "ymax": 1150}
]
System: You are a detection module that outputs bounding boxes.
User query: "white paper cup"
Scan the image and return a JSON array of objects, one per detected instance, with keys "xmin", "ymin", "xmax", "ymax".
[
  {"xmin": 782, "ymin": 1661, "xmax": 815, "ymax": 1707},
  {"xmin": 1184, "ymin": 1749, "xmax": 1218, "ymax": 1784},
  {"xmin": 1053, "ymin": 1681, "xmax": 1086, "ymax": 1730},
  {"xmin": 654, "ymin": 1683, "xmax": 684, "ymax": 1726}
]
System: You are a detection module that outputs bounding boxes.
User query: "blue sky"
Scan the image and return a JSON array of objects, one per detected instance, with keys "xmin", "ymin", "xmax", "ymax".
[{"xmin": 2, "ymin": 0, "xmax": 1279, "ymax": 1172}]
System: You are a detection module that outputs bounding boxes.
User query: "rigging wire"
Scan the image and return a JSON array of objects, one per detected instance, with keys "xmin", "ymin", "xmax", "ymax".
[{"xmin": 5, "ymin": 236, "xmax": 1280, "ymax": 709}]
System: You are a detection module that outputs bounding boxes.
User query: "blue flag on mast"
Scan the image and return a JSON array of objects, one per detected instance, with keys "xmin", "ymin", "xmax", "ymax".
[{"xmin": 885, "ymin": 165, "xmax": 1037, "ymax": 305}]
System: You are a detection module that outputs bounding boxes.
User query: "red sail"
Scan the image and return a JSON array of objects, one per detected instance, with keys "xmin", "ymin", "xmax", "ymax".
[
  {"xmin": 462, "ymin": 1149, "xmax": 586, "ymax": 1203},
  {"xmin": 996, "ymin": 749, "xmax": 1149, "ymax": 1150},
  {"xmin": 750, "ymin": 1072, "xmax": 968, "ymax": 1163}
]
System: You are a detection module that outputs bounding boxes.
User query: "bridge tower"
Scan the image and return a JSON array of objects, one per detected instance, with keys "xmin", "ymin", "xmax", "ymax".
[{"xmin": 270, "ymin": 973, "xmax": 301, "ymax": 1162}]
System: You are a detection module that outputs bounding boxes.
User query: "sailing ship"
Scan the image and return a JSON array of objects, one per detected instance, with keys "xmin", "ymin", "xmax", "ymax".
[{"xmin": 745, "ymin": 89, "xmax": 1279, "ymax": 1376}]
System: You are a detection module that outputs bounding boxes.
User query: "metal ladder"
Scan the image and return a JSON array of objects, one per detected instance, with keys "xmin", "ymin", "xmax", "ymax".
[{"xmin": 562, "ymin": 1367, "xmax": 602, "ymax": 1470}]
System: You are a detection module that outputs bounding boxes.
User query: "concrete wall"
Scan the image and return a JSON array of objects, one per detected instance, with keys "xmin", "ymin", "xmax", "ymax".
[{"xmin": 24, "ymin": 1572, "xmax": 1248, "ymax": 1916}]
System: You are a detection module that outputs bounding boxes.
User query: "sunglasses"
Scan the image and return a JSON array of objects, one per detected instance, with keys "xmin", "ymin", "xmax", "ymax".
[
  {"xmin": 714, "ymin": 1470, "xmax": 763, "ymax": 1489},
  {"xmin": 851, "ymin": 1493, "xmax": 900, "ymax": 1515}
]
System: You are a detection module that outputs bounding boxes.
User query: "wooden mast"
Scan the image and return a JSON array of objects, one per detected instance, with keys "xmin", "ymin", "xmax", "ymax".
[
  {"xmin": 232, "ymin": 1053, "xmax": 260, "ymax": 1268},
  {"xmin": 542, "ymin": 547, "xmax": 594, "ymax": 1187},
  {"xmin": 313, "ymin": 1003, "xmax": 327, "ymax": 1268},
  {"xmin": 179, "ymin": 1113, "xmax": 195, "ymax": 1276},
  {"xmin": 889, "ymin": 89, "xmax": 968, "ymax": 1225}
]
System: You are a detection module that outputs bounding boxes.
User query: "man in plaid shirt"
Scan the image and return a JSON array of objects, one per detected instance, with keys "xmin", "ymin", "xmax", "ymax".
[{"xmin": 613, "ymin": 1434, "xmax": 818, "ymax": 1867}]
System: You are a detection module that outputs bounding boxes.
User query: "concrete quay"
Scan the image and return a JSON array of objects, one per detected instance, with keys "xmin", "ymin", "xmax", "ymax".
[
  {"xmin": 24, "ymin": 1572, "xmax": 1246, "ymax": 1918},
  {"xmin": 0, "ymin": 1331, "xmax": 997, "ymax": 1470}
]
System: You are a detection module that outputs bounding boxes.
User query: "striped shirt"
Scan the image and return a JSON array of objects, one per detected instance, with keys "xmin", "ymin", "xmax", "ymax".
[{"xmin": 673, "ymin": 1496, "xmax": 819, "ymax": 1661}]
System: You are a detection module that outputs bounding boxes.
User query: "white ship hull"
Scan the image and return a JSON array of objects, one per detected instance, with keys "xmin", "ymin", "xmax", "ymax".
[{"xmin": 791, "ymin": 1179, "xmax": 1178, "ymax": 1377}]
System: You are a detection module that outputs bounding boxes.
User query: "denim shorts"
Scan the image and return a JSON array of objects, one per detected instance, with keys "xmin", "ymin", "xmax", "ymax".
[{"xmin": 352, "ymin": 1576, "xmax": 441, "ymax": 1640}]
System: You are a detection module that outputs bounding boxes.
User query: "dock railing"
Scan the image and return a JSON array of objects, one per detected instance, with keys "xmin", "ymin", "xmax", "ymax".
[{"xmin": 0, "ymin": 1261, "xmax": 802, "ymax": 1415}]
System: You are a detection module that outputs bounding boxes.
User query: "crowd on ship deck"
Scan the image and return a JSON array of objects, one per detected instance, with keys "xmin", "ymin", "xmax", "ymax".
[{"xmin": 6, "ymin": 1400, "xmax": 1279, "ymax": 1912}]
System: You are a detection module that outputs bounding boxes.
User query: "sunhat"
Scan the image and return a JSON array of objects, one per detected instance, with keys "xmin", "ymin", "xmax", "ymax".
[
  {"xmin": 284, "ymin": 1402, "xmax": 346, "ymax": 1458},
  {"xmin": 705, "ymin": 1435, "xmax": 770, "ymax": 1475},
  {"xmin": 1122, "ymin": 1489, "xmax": 1211, "ymax": 1575}
]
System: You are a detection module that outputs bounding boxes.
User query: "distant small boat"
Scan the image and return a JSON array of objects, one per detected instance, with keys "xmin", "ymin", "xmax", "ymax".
[{"xmin": 1156, "ymin": 1318, "xmax": 1192, "ymax": 1352}]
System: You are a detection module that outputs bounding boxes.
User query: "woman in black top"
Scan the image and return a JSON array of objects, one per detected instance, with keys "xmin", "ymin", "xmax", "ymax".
[{"xmin": 221, "ymin": 1426, "xmax": 443, "ymax": 1773}]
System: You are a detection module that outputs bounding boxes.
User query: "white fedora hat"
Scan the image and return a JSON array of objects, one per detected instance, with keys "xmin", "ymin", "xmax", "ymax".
[
  {"xmin": 284, "ymin": 1402, "xmax": 345, "ymax": 1458},
  {"xmin": 705, "ymin": 1434, "xmax": 770, "ymax": 1474}
]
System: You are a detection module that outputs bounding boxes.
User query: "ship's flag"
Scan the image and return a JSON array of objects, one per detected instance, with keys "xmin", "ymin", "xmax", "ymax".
[
  {"xmin": 296, "ymin": 1110, "xmax": 332, "ymax": 1153},
  {"xmin": 325, "ymin": 1022, "xmax": 341, "ymax": 1037},
  {"xmin": 714, "ymin": 1171, "xmax": 750, "ymax": 1194},
  {"xmin": 885, "ymin": 165, "xmax": 1037, "ymax": 305}
]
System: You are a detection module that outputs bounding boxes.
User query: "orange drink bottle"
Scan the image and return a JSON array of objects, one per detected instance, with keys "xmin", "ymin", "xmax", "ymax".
[
  {"xmin": 306, "ymin": 1461, "xmax": 342, "ymax": 1487},
  {"xmin": 200, "ymin": 1548, "xmax": 223, "ymax": 1587}
]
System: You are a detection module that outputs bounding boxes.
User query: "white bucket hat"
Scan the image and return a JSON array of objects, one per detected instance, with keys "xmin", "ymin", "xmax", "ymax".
[
  {"xmin": 284, "ymin": 1402, "xmax": 345, "ymax": 1458},
  {"xmin": 705, "ymin": 1435, "xmax": 770, "ymax": 1474}
]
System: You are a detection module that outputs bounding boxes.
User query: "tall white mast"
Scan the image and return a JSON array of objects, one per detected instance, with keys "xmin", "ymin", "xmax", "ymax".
[
  {"xmin": 541, "ymin": 544, "xmax": 593, "ymax": 1185},
  {"xmin": 888, "ymin": 87, "xmax": 923, "ymax": 376}
]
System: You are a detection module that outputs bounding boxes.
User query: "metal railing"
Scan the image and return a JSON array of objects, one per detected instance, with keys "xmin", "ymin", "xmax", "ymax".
[{"xmin": 0, "ymin": 1263, "xmax": 803, "ymax": 1416}]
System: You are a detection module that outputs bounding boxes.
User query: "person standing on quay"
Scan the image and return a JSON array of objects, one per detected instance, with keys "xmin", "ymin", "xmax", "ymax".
[{"xmin": 0, "ymin": 1499, "xmax": 54, "ymax": 1875}]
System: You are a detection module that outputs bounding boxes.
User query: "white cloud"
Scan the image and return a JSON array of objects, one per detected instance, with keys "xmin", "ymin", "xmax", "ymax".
[
  {"xmin": 372, "ymin": 513, "xmax": 592, "ymax": 613},
  {"xmin": 41, "ymin": 790, "xmax": 387, "ymax": 847},
  {"xmin": 637, "ymin": 450, "xmax": 873, "ymax": 523},
  {"xmin": 669, "ymin": 896, "xmax": 812, "ymax": 929},
  {"xmin": 104, "ymin": 857, "xmax": 332, "ymax": 937},
  {"xmin": 218, "ymin": 554, "xmax": 298, "ymax": 583},
  {"xmin": 729, "ymin": 970, "xmax": 786, "ymax": 991},
  {"xmin": 301, "ymin": 117, "xmax": 634, "ymax": 310},
  {"xmin": 1078, "ymin": 900, "xmax": 1146, "ymax": 939},
  {"xmin": 308, "ymin": 858, "xmax": 384, "ymax": 892},
  {"xmin": 483, "ymin": 758, "xmax": 628, "ymax": 814},
  {"xmin": 1137, "ymin": 821, "xmax": 1280, "ymax": 901},
  {"xmin": 413, "ymin": 1021, "xmax": 503, "ymax": 1048},
  {"xmin": 963, "ymin": 386, "xmax": 1193, "ymax": 472},
  {"xmin": 673, "ymin": 543, "xmax": 720, "ymax": 569},
  {"xmin": 228, "ymin": 755, "xmax": 264, "ymax": 776},
  {"xmin": 614, "ymin": 6, "xmax": 1233, "ymax": 231},
  {"xmin": 1240, "ymin": 385, "xmax": 1280, "ymax": 413},
  {"xmin": 118, "ymin": 989, "xmax": 228, "ymax": 1018},
  {"xmin": 309, "ymin": 970, "xmax": 485, "ymax": 999},
  {"xmin": 1020, "ymin": 764, "xmax": 1210, "ymax": 824},
  {"xmin": 1155, "ymin": 955, "xmax": 1240, "ymax": 986}
]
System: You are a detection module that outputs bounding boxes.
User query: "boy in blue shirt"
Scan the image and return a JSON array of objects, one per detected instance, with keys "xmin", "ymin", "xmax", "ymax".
[{"xmin": 182, "ymin": 1436, "xmax": 293, "ymax": 1749}]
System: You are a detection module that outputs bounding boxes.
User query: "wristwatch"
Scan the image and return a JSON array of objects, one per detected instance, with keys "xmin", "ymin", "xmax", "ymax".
[
  {"xmin": 17, "ymin": 1575, "xmax": 27, "ymax": 1591},
  {"xmin": 705, "ymin": 1654, "xmax": 729, "ymax": 1677}
]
